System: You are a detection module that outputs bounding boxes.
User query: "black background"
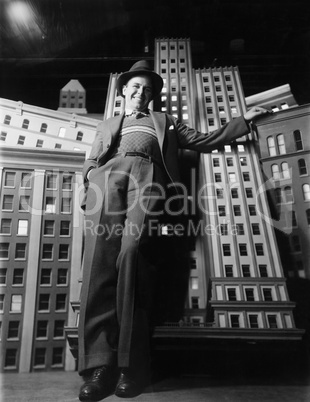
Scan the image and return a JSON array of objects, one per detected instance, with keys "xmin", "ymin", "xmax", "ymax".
[{"xmin": 1, "ymin": 0, "xmax": 309, "ymax": 113}]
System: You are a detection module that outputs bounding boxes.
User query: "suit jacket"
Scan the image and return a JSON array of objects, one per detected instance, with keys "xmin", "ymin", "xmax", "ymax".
[{"xmin": 81, "ymin": 110, "xmax": 250, "ymax": 209}]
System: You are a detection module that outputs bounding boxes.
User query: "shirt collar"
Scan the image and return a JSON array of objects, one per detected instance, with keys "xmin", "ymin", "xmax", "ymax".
[{"xmin": 125, "ymin": 108, "xmax": 149, "ymax": 117}]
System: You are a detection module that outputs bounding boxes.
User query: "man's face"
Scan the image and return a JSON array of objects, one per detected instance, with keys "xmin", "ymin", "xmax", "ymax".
[{"xmin": 122, "ymin": 75, "xmax": 153, "ymax": 111}]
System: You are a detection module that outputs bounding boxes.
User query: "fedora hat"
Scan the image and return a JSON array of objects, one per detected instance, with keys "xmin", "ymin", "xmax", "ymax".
[{"xmin": 116, "ymin": 60, "xmax": 164, "ymax": 99}]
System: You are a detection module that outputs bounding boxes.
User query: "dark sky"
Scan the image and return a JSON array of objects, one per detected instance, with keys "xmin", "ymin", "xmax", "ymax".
[{"xmin": 1, "ymin": 0, "xmax": 309, "ymax": 113}]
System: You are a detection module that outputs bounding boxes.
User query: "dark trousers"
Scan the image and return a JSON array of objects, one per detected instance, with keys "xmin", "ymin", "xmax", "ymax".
[{"xmin": 78, "ymin": 155, "xmax": 167, "ymax": 376}]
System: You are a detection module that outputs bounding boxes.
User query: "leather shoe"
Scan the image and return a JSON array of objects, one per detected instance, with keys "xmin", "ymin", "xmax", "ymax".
[
  {"xmin": 79, "ymin": 365, "xmax": 116, "ymax": 401},
  {"xmin": 114, "ymin": 368, "xmax": 142, "ymax": 398}
]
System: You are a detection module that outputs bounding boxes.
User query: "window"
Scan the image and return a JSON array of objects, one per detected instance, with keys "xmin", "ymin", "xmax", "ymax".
[
  {"xmin": 38, "ymin": 294, "xmax": 50, "ymax": 311},
  {"xmin": 240, "ymin": 157, "xmax": 247, "ymax": 166},
  {"xmin": 55, "ymin": 143, "xmax": 62, "ymax": 149},
  {"xmin": 213, "ymin": 158, "xmax": 220, "ymax": 167},
  {"xmin": 17, "ymin": 220, "xmax": 28, "ymax": 235},
  {"xmin": 271, "ymin": 164, "xmax": 280, "ymax": 180},
  {"xmin": 220, "ymin": 224, "xmax": 228, "ymax": 235},
  {"xmin": 267, "ymin": 315, "xmax": 278, "ymax": 329},
  {"xmin": 245, "ymin": 288, "xmax": 255, "ymax": 302},
  {"xmin": 0, "ymin": 268, "xmax": 7, "ymax": 285},
  {"xmin": 58, "ymin": 127, "xmax": 66, "ymax": 137},
  {"xmin": 218, "ymin": 206, "xmax": 226, "ymax": 216},
  {"xmin": 5, "ymin": 349, "xmax": 17, "ymax": 368},
  {"xmin": 61, "ymin": 198, "xmax": 71, "ymax": 213},
  {"xmin": 230, "ymin": 315, "xmax": 240, "ymax": 328},
  {"xmin": 242, "ymin": 265, "xmax": 251, "ymax": 277},
  {"xmin": 59, "ymin": 244, "xmax": 69, "ymax": 260},
  {"xmin": 3, "ymin": 194, "xmax": 14, "ymax": 210},
  {"xmin": 191, "ymin": 277, "xmax": 199, "ymax": 290},
  {"xmin": 225, "ymin": 265, "xmax": 233, "ymax": 277},
  {"xmin": 281, "ymin": 162, "xmax": 290, "ymax": 179},
  {"xmin": 76, "ymin": 131, "xmax": 83, "ymax": 141},
  {"xmin": 239, "ymin": 244, "xmax": 247, "ymax": 256},
  {"xmin": 263, "ymin": 288, "xmax": 273, "ymax": 301},
  {"xmin": 0, "ymin": 243, "xmax": 9, "ymax": 258},
  {"xmin": 245, "ymin": 188, "xmax": 253, "ymax": 198},
  {"xmin": 227, "ymin": 288, "xmax": 237, "ymax": 301},
  {"xmin": 17, "ymin": 135, "xmax": 26, "ymax": 145},
  {"xmin": 255, "ymin": 243, "xmax": 264, "ymax": 256},
  {"xmin": 303, "ymin": 184, "xmax": 310, "ymax": 201},
  {"xmin": 13, "ymin": 269, "xmax": 24, "ymax": 285},
  {"xmin": 229, "ymin": 173, "xmax": 236, "ymax": 183},
  {"xmin": 235, "ymin": 224, "xmax": 244, "ymax": 235},
  {"xmin": 0, "ymin": 131, "xmax": 7, "ymax": 141},
  {"xmin": 11, "ymin": 294, "xmax": 22, "ymax": 312},
  {"xmin": 223, "ymin": 244, "xmax": 231, "ymax": 256},
  {"xmin": 52, "ymin": 347, "xmax": 64, "ymax": 366},
  {"xmin": 275, "ymin": 188, "xmax": 283, "ymax": 204},
  {"xmin": 267, "ymin": 136, "xmax": 276, "ymax": 156},
  {"xmin": 294, "ymin": 130, "xmax": 303, "ymax": 151},
  {"xmin": 22, "ymin": 119, "xmax": 29, "ymax": 129},
  {"xmin": 40, "ymin": 123, "xmax": 47, "ymax": 133},
  {"xmin": 36, "ymin": 321, "xmax": 48, "ymax": 338},
  {"xmin": 277, "ymin": 134, "xmax": 286, "ymax": 154},
  {"xmin": 44, "ymin": 220, "xmax": 54, "ymax": 236},
  {"xmin": 1, "ymin": 219, "xmax": 11, "ymax": 234},
  {"xmin": 191, "ymin": 297, "xmax": 199, "ymax": 309},
  {"xmin": 215, "ymin": 173, "xmax": 222, "ymax": 182},
  {"xmin": 259, "ymin": 265, "xmax": 268, "ymax": 277},
  {"xmin": 34, "ymin": 348, "xmax": 46, "ymax": 366},
  {"xmin": 284, "ymin": 186, "xmax": 294, "ymax": 203},
  {"xmin": 291, "ymin": 211, "xmax": 297, "ymax": 227},
  {"xmin": 56, "ymin": 294, "xmax": 67, "ymax": 311},
  {"xmin": 231, "ymin": 188, "xmax": 238, "ymax": 198},
  {"xmin": 40, "ymin": 268, "xmax": 52, "ymax": 285},
  {"xmin": 60, "ymin": 221, "xmax": 70, "ymax": 236},
  {"xmin": 21, "ymin": 173, "xmax": 31, "ymax": 188},
  {"xmin": 8, "ymin": 321, "xmax": 20, "ymax": 339},
  {"xmin": 15, "ymin": 244, "xmax": 26, "ymax": 259},
  {"xmin": 19, "ymin": 195, "xmax": 30, "ymax": 212},
  {"xmin": 4, "ymin": 172, "xmax": 16, "ymax": 187},
  {"xmin": 216, "ymin": 189, "xmax": 224, "ymax": 199},
  {"xmin": 42, "ymin": 244, "xmax": 53, "ymax": 260},
  {"xmin": 57, "ymin": 269, "xmax": 68, "ymax": 285},
  {"xmin": 54, "ymin": 320, "xmax": 65, "ymax": 338},
  {"xmin": 45, "ymin": 197, "xmax": 56, "ymax": 213},
  {"xmin": 307, "ymin": 209, "xmax": 310, "ymax": 225},
  {"xmin": 252, "ymin": 223, "xmax": 260, "ymax": 235},
  {"xmin": 36, "ymin": 139, "xmax": 43, "ymax": 148},
  {"xmin": 243, "ymin": 172, "xmax": 250, "ymax": 181},
  {"xmin": 298, "ymin": 159, "xmax": 307, "ymax": 176},
  {"xmin": 249, "ymin": 315, "xmax": 259, "ymax": 329},
  {"xmin": 46, "ymin": 174, "xmax": 57, "ymax": 189},
  {"xmin": 233, "ymin": 205, "xmax": 241, "ymax": 216},
  {"xmin": 0, "ymin": 294, "xmax": 4, "ymax": 312},
  {"xmin": 62, "ymin": 175, "xmax": 72, "ymax": 190},
  {"xmin": 4, "ymin": 115, "xmax": 11, "ymax": 125},
  {"xmin": 249, "ymin": 205, "xmax": 256, "ymax": 216}
]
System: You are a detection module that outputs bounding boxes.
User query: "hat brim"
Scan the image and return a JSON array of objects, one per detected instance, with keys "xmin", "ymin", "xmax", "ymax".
[{"xmin": 116, "ymin": 70, "xmax": 163, "ymax": 99}]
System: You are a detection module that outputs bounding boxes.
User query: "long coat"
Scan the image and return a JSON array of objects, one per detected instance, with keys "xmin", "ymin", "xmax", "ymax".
[{"xmin": 81, "ymin": 111, "xmax": 250, "ymax": 208}]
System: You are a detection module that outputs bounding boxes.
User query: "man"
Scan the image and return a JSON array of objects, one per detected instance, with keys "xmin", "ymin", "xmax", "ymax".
[{"xmin": 78, "ymin": 60, "xmax": 269, "ymax": 401}]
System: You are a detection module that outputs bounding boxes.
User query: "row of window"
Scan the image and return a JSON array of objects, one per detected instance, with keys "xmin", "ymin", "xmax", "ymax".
[
  {"xmin": 267, "ymin": 130, "xmax": 304, "ymax": 155},
  {"xmin": 0, "ymin": 219, "xmax": 70, "ymax": 237},
  {"xmin": 214, "ymin": 171, "xmax": 251, "ymax": 183},
  {"xmin": 217, "ymin": 285, "xmax": 282, "ymax": 302},
  {"xmin": 221, "ymin": 312, "xmax": 290, "ymax": 329},
  {"xmin": 0, "ymin": 268, "xmax": 68, "ymax": 287},
  {"xmin": 4, "ymin": 346, "xmax": 65, "ymax": 369},
  {"xmin": 0, "ymin": 243, "xmax": 70, "ymax": 260},
  {"xmin": 222, "ymin": 243, "xmax": 264, "ymax": 256},
  {"xmin": 0, "ymin": 319, "xmax": 65, "ymax": 341},
  {"xmin": 3, "ymin": 171, "xmax": 73, "ymax": 190},
  {"xmin": 2, "ymin": 194, "xmax": 72, "ymax": 214},
  {"xmin": 216, "ymin": 187, "xmax": 253, "ymax": 199},
  {"xmin": 219, "ymin": 222, "xmax": 260, "ymax": 236},
  {"xmin": 2, "ymin": 115, "xmax": 84, "ymax": 141},
  {"xmin": 275, "ymin": 184, "xmax": 310, "ymax": 203},
  {"xmin": 271, "ymin": 159, "xmax": 308, "ymax": 180},
  {"xmin": 190, "ymin": 260, "xmax": 269, "ymax": 278},
  {"xmin": 0, "ymin": 293, "xmax": 67, "ymax": 314},
  {"xmin": 218, "ymin": 204, "xmax": 257, "ymax": 217}
]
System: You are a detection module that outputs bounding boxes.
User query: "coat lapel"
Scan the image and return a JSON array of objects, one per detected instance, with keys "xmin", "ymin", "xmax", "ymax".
[{"xmin": 150, "ymin": 110, "xmax": 166, "ymax": 151}]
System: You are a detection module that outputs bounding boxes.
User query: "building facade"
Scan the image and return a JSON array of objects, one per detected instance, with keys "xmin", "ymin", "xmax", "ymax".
[
  {"xmin": 254, "ymin": 104, "xmax": 310, "ymax": 280},
  {"xmin": 0, "ymin": 146, "xmax": 85, "ymax": 372}
]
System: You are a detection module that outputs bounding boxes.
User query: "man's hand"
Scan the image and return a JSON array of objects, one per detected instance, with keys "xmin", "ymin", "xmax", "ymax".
[{"xmin": 244, "ymin": 106, "xmax": 272, "ymax": 122}]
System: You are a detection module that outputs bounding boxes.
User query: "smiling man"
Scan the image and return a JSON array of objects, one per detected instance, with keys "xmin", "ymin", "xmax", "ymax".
[{"xmin": 78, "ymin": 60, "xmax": 269, "ymax": 401}]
